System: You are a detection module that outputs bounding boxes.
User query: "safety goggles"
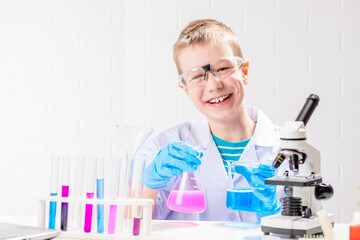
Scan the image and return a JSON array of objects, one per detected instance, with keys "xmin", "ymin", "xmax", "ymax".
[{"xmin": 178, "ymin": 56, "xmax": 244, "ymax": 89}]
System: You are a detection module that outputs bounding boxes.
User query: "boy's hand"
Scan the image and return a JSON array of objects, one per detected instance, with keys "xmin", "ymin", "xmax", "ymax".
[
  {"xmin": 251, "ymin": 164, "xmax": 281, "ymax": 219},
  {"xmin": 234, "ymin": 163, "xmax": 281, "ymax": 217},
  {"xmin": 250, "ymin": 164, "xmax": 277, "ymax": 201},
  {"xmin": 233, "ymin": 163, "xmax": 276, "ymax": 201},
  {"xmin": 144, "ymin": 141, "xmax": 202, "ymax": 189}
]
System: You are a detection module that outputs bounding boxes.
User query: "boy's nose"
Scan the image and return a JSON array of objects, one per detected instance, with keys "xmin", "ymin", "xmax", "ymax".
[{"xmin": 205, "ymin": 71, "xmax": 223, "ymax": 91}]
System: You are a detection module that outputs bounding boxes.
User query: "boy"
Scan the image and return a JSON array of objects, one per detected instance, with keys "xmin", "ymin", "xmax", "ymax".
[{"xmin": 139, "ymin": 19, "xmax": 282, "ymax": 222}]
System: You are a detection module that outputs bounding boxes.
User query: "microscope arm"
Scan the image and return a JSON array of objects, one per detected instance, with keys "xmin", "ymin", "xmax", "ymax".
[{"xmin": 304, "ymin": 142, "xmax": 321, "ymax": 174}]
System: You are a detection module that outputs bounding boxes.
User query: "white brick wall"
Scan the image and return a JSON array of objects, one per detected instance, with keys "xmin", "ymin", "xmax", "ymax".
[{"xmin": 0, "ymin": 0, "xmax": 359, "ymax": 223}]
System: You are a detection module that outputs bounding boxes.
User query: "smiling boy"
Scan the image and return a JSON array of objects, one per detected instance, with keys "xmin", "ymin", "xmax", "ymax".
[{"xmin": 139, "ymin": 19, "xmax": 282, "ymax": 222}]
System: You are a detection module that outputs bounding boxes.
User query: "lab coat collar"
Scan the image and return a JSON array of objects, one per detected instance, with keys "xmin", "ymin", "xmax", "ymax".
[
  {"xmin": 185, "ymin": 106, "xmax": 277, "ymax": 148},
  {"xmin": 185, "ymin": 114, "xmax": 212, "ymax": 150},
  {"xmin": 247, "ymin": 106, "xmax": 278, "ymax": 147}
]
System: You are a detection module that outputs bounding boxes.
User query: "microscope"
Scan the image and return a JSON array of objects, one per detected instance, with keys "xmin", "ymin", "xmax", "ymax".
[{"xmin": 261, "ymin": 94, "xmax": 334, "ymax": 238}]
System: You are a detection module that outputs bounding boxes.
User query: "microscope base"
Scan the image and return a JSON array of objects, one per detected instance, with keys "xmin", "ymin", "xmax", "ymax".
[{"xmin": 261, "ymin": 213, "xmax": 334, "ymax": 237}]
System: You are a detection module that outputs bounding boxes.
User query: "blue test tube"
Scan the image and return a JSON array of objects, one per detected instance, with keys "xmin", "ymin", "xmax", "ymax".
[
  {"xmin": 49, "ymin": 156, "xmax": 60, "ymax": 229},
  {"xmin": 96, "ymin": 158, "xmax": 105, "ymax": 233}
]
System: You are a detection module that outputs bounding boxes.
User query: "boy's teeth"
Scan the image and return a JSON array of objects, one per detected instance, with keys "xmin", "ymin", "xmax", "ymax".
[{"xmin": 209, "ymin": 94, "xmax": 229, "ymax": 104}]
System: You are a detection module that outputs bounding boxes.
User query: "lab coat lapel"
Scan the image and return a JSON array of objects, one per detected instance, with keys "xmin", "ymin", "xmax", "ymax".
[
  {"xmin": 184, "ymin": 115, "xmax": 212, "ymax": 149},
  {"xmin": 240, "ymin": 138, "xmax": 258, "ymax": 163},
  {"xmin": 185, "ymin": 115, "xmax": 227, "ymax": 180},
  {"xmin": 250, "ymin": 107, "xmax": 278, "ymax": 147},
  {"xmin": 240, "ymin": 107, "xmax": 279, "ymax": 163}
]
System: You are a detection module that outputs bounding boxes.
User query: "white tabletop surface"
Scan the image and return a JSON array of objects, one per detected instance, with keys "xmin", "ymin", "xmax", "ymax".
[
  {"xmin": 0, "ymin": 217, "xmax": 350, "ymax": 240},
  {"xmin": 151, "ymin": 220, "xmax": 349, "ymax": 240}
]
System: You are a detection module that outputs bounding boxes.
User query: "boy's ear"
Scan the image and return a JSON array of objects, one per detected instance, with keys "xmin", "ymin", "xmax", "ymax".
[
  {"xmin": 242, "ymin": 60, "xmax": 250, "ymax": 85},
  {"xmin": 178, "ymin": 83, "xmax": 189, "ymax": 96}
]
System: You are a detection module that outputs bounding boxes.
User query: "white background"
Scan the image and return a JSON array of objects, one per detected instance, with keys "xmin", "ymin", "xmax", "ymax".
[{"xmin": 0, "ymin": 0, "xmax": 359, "ymax": 223}]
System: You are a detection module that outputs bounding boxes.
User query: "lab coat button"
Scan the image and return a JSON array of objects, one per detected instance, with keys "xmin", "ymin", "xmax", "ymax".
[{"xmin": 229, "ymin": 213, "xmax": 236, "ymax": 220}]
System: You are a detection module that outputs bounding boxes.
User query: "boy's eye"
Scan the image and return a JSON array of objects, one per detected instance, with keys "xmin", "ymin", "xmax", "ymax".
[
  {"xmin": 217, "ymin": 67, "xmax": 231, "ymax": 72},
  {"xmin": 191, "ymin": 74, "xmax": 204, "ymax": 80}
]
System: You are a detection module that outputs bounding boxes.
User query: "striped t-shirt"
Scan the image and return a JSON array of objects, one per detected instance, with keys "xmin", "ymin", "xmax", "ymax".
[{"xmin": 212, "ymin": 133, "xmax": 251, "ymax": 172}]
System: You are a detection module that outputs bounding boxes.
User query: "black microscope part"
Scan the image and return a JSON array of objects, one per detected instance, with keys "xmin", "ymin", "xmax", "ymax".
[
  {"xmin": 289, "ymin": 154, "xmax": 300, "ymax": 172},
  {"xmin": 281, "ymin": 197, "xmax": 302, "ymax": 216},
  {"xmin": 295, "ymin": 94, "xmax": 320, "ymax": 126},
  {"xmin": 272, "ymin": 153, "xmax": 286, "ymax": 168},
  {"xmin": 315, "ymin": 183, "xmax": 334, "ymax": 200}
]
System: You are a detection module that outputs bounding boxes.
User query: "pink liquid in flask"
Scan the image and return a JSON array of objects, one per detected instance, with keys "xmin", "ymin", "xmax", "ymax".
[{"xmin": 166, "ymin": 190, "xmax": 206, "ymax": 213}]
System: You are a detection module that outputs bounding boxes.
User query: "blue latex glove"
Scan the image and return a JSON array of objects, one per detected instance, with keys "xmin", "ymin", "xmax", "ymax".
[
  {"xmin": 251, "ymin": 164, "xmax": 281, "ymax": 220},
  {"xmin": 251, "ymin": 164, "xmax": 277, "ymax": 202},
  {"xmin": 145, "ymin": 141, "xmax": 202, "ymax": 189},
  {"xmin": 234, "ymin": 163, "xmax": 281, "ymax": 219}
]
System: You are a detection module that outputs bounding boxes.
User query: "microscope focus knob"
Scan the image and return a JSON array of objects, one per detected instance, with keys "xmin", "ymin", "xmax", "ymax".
[{"xmin": 315, "ymin": 183, "xmax": 334, "ymax": 200}]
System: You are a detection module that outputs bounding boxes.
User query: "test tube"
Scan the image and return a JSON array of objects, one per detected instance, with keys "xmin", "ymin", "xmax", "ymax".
[
  {"xmin": 72, "ymin": 157, "xmax": 85, "ymax": 229},
  {"xmin": 96, "ymin": 158, "xmax": 105, "ymax": 233},
  {"xmin": 131, "ymin": 156, "xmax": 146, "ymax": 236},
  {"xmin": 49, "ymin": 156, "xmax": 60, "ymax": 229},
  {"xmin": 84, "ymin": 158, "xmax": 96, "ymax": 233},
  {"xmin": 108, "ymin": 158, "xmax": 121, "ymax": 234},
  {"xmin": 118, "ymin": 155, "xmax": 129, "ymax": 232},
  {"xmin": 61, "ymin": 157, "xmax": 70, "ymax": 231}
]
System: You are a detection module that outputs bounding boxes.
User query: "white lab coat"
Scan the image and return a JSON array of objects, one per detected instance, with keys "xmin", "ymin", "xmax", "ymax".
[{"xmin": 138, "ymin": 107, "xmax": 309, "ymax": 222}]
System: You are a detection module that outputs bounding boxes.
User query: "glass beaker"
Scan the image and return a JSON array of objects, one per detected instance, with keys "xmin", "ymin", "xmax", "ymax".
[
  {"xmin": 226, "ymin": 161, "xmax": 263, "ymax": 212},
  {"xmin": 166, "ymin": 148, "xmax": 206, "ymax": 214}
]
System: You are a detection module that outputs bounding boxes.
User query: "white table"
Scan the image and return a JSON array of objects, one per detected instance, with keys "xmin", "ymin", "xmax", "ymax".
[
  {"xmin": 151, "ymin": 220, "xmax": 350, "ymax": 240},
  {"xmin": 0, "ymin": 217, "xmax": 350, "ymax": 240}
]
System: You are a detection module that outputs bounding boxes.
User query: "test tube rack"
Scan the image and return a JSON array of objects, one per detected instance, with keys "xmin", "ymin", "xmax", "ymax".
[{"xmin": 38, "ymin": 195, "xmax": 159, "ymax": 240}]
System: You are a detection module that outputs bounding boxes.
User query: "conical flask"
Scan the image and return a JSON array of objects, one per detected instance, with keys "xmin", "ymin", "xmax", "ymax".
[{"xmin": 166, "ymin": 148, "xmax": 206, "ymax": 214}]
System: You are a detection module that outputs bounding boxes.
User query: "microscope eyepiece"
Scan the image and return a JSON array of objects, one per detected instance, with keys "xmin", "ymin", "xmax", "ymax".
[{"xmin": 295, "ymin": 94, "xmax": 320, "ymax": 126}]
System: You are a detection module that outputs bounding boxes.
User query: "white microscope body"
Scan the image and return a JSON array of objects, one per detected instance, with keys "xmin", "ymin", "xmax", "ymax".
[{"xmin": 261, "ymin": 94, "xmax": 334, "ymax": 238}]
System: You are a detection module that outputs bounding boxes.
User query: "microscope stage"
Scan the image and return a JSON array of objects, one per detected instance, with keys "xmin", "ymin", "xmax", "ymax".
[{"xmin": 265, "ymin": 175, "xmax": 323, "ymax": 187}]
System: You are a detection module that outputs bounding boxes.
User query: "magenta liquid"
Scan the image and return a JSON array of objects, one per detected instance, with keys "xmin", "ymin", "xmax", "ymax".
[
  {"xmin": 84, "ymin": 192, "xmax": 94, "ymax": 233},
  {"xmin": 107, "ymin": 204, "xmax": 117, "ymax": 234},
  {"xmin": 166, "ymin": 190, "xmax": 206, "ymax": 213},
  {"xmin": 133, "ymin": 217, "xmax": 141, "ymax": 236}
]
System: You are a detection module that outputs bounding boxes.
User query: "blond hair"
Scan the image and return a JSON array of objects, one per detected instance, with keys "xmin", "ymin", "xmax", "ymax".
[{"xmin": 173, "ymin": 19, "xmax": 244, "ymax": 74}]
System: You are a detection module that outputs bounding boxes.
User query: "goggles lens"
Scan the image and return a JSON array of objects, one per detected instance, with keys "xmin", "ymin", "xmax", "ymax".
[{"xmin": 179, "ymin": 57, "xmax": 244, "ymax": 89}]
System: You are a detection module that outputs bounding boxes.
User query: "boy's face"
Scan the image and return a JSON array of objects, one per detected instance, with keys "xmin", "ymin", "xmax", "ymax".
[{"xmin": 177, "ymin": 42, "xmax": 249, "ymax": 123}]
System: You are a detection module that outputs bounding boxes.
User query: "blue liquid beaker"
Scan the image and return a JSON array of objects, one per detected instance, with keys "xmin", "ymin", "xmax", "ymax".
[
  {"xmin": 226, "ymin": 188, "xmax": 262, "ymax": 212},
  {"xmin": 226, "ymin": 161, "xmax": 263, "ymax": 212}
]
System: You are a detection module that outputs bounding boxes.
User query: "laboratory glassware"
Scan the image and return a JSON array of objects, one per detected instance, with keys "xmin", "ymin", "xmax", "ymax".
[
  {"xmin": 49, "ymin": 156, "xmax": 60, "ymax": 229},
  {"xmin": 61, "ymin": 157, "xmax": 70, "ymax": 231},
  {"xmin": 226, "ymin": 161, "xmax": 262, "ymax": 212},
  {"xmin": 166, "ymin": 148, "xmax": 206, "ymax": 214},
  {"xmin": 84, "ymin": 158, "xmax": 96, "ymax": 233},
  {"xmin": 96, "ymin": 158, "xmax": 105, "ymax": 233},
  {"xmin": 107, "ymin": 157, "xmax": 121, "ymax": 234},
  {"xmin": 72, "ymin": 157, "xmax": 85, "ymax": 229},
  {"xmin": 116, "ymin": 125, "xmax": 153, "ymax": 235}
]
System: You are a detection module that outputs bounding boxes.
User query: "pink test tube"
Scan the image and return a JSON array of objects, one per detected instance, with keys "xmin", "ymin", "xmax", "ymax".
[
  {"xmin": 84, "ymin": 158, "xmax": 96, "ymax": 233},
  {"xmin": 108, "ymin": 158, "xmax": 121, "ymax": 234}
]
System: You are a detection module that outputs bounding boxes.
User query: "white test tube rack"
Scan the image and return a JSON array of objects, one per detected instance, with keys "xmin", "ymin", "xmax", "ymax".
[{"xmin": 38, "ymin": 195, "xmax": 158, "ymax": 240}]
